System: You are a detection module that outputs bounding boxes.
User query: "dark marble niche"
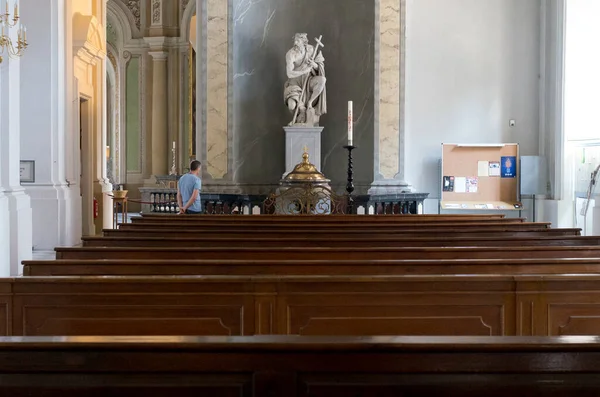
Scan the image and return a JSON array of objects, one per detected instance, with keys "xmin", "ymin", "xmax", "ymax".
[{"xmin": 232, "ymin": 0, "xmax": 375, "ymax": 192}]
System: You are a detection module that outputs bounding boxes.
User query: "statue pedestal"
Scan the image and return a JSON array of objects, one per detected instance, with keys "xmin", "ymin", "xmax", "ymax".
[{"xmin": 283, "ymin": 126, "xmax": 323, "ymax": 177}]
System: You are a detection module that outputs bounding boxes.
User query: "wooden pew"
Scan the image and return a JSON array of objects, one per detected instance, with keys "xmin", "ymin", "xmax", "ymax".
[
  {"xmin": 4, "ymin": 274, "xmax": 600, "ymax": 336},
  {"xmin": 0, "ymin": 335, "xmax": 599, "ymax": 396},
  {"xmin": 140, "ymin": 213, "xmax": 511, "ymax": 220},
  {"xmin": 132, "ymin": 214, "xmax": 521, "ymax": 224},
  {"xmin": 53, "ymin": 245, "xmax": 600, "ymax": 260},
  {"xmin": 22, "ymin": 257, "xmax": 600, "ymax": 276},
  {"xmin": 102, "ymin": 227, "xmax": 582, "ymax": 238},
  {"xmin": 117, "ymin": 221, "xmax": 551, "ymax": 231},
  {"xmin": 82, "ymin": 235, "xmax": 600, "ymax": 248}
]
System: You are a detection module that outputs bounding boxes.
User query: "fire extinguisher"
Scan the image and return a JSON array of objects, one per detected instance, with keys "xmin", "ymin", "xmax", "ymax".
[{"xmin": 93, "ymin": 197, "xmax": 99, "ymax": 219}]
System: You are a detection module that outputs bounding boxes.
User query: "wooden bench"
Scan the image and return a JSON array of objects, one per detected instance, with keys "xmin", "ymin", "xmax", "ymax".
[
  {"xmin": 1, "ymin": 274, "xmax": 600, "ymax": 336},
  {"xmin": 0, "ymin": 335, "xmax": 599, "ymax": 396},
  {"xmin": 82, "ymin": 235, "xmax": 600, "ymax": 248},
  {"xmin": 140, "ymin": 213, "xmax": 511, "ymax": 221},
  {"xmin": 102, "ymin": 227, "xmax": 582, "ymax": 238},
  {"xmin": 133, "ymin": 214, "xmax": 522, "ymax": 224},
  {"xmin": 117, "ymin": 221, "xmax": 551, "ymax": 231},
  {"xmin": 53, "ymin": 245, "xmax": 600, "ymax": 260},
  {"xmin": 22, "ymin": 257, "xmax": 600, "ymax": 276}
]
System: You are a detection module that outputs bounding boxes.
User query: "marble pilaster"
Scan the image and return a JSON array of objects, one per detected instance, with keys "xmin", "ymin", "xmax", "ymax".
[
  {"xmin": 379, "ymin": 0, "xmax": 401, "ymax": 180},
  {"xmin": 20, "ymin": 0, "xmax": 81, "ymax": 251},
  {"xmin": 206, "ymin": 0, "xmax": 229, "ymax": 179},
  {"xmin": 147, "ymin": 45, "xmax": 169, "ymax": 177},
  {"xmin": 370, "ymin": 0, "xmax": 410, "ymax": 194}
]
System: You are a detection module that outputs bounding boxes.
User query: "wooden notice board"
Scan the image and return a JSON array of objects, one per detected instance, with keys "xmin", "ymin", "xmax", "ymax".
[{"xmin": 440, "ymin": 144, "xmax": 521, "ymax": 211}]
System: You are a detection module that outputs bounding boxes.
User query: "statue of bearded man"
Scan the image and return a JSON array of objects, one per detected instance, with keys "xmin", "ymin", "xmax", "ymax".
[{"xmin": 284, "ymin": 33, "xmax": 327, "ymax": 126}]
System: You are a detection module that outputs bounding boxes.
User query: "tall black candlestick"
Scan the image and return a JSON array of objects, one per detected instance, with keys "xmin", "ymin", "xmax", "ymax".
[{"xmin": 343, "ymin": 145, "xmax": 356, "ymax": 214}]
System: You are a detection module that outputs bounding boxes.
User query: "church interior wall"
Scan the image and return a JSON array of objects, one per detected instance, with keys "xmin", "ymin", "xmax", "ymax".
[
  {"xmin": 232, "ymin": 0, "xmax": 376, "ymax": 193},
  {"xmin": 102, "ymin": 0, "xmax": 565, "ymax": 222},
  {"xmin": 404, "ymin": 0, "xmax": 542, "ymax": 215}
]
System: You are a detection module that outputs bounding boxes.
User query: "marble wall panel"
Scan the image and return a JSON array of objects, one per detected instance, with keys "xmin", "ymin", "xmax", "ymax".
[
  {"xmin": 206, "ymin": 0, "xmax": 229, "ymax": 179},
  {"xmin": 232, "ymin": 0, "xmax": 375, "ymax": 190},
  {"xmin": 379, "ymin": 0, "xmax": 400, "ymax": 180}
]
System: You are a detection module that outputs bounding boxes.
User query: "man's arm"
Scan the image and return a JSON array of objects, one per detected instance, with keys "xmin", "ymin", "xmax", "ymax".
[
  {"xmin": 177, "ymin": 190, "xmax": 183, "ymax": 209},
  {"xmin": 177, "ymin": 190, "xmax": 185, "ymax": 214},
  {"xmin": 182, "ymin": 189, "xmax": 199, "ymax": 212}
]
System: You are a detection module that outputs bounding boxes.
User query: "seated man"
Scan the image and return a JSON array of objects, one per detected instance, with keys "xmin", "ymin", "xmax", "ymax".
[{"xmin": 177, "ymin": 160, "xmax": 202, "ymax": 214}]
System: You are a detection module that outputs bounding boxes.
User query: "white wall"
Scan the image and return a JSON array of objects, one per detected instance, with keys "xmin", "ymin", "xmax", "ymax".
[{"xmin": 405, "ymin": 0, "xmax": 541, "ymax": 200}]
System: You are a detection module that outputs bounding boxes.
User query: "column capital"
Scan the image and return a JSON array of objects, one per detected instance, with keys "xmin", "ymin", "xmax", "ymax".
[{"xmin": 148, "ymin": 51, "xmax": 168, "ymax": 61}]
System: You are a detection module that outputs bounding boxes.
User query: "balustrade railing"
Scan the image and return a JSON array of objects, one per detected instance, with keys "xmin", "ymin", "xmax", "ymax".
[{"xmin": 146, "ymin": 191, "xmax": 428, "ymax": 215}]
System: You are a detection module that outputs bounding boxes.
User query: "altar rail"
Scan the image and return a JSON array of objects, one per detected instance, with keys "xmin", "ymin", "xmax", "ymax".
[{"xmin": 142, "ymin": 190, "xmax": 428, "ymax": 215}]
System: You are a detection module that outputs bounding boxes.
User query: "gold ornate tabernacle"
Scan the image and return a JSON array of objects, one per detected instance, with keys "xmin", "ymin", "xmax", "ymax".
[
  {"xmin": 283, "ymin": 146, "xmax": 329, "ymax": 183},
  {"xmin": 264, "ymin": 147, "xmax": 345, "ymax": 214}
]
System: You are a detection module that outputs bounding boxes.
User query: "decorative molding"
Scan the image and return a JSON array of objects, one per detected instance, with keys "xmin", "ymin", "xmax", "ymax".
[
  {"xmin": 73, "ymin": 14, "xmax": 107, "ymax": 65},
  {"xmin": 120, "ymin": 0, "xmax": 141, "ymax": 31},
  {"xmin": 148, "ymin": 51, "xmax": 168, "ymax": 60},
  {"xmin": 152, "ymin": 0, "xmax": 162, "ymax": 26},
  {"xmin": 181, "ymin": 0, "xmax": 191, "ymax": 12},
  {"xmin": 106, "ymin": 22, "xmax": 118, "ymax": 45}
]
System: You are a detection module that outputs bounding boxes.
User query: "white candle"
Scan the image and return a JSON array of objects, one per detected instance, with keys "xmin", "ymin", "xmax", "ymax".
[
  {"xmin": 172, "ymin": 141, "xmax": 176, "ymax": 150},
  {"xmin": 348, "ymin": 101, "xmax": 353, "ymax": 146}
]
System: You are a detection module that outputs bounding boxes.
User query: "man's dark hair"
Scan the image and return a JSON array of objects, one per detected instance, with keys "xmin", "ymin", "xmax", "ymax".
[{"xmin": 190, "ymin": 160, "xmax": 202, "ymax": 171}]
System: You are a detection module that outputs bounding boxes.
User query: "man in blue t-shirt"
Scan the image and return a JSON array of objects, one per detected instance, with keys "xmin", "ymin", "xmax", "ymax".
[{"xmin": 177, "ymin": 160, "xmax": 202, "ymax": 214}]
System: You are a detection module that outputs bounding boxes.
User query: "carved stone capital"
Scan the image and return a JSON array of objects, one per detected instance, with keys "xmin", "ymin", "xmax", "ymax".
[{"xmin": 148, "ymin": 51, "xmax": 168, "ymax": 61}]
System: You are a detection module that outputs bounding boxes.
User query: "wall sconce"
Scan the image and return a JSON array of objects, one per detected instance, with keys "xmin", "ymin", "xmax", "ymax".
[{"xmin": 0, "ymin": 0, "xmax": 27, "ymax": 63}]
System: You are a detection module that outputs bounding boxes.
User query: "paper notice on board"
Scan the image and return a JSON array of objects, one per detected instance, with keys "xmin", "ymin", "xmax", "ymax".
[
  {"xmin": 454, "ymin": 177, "xmax": 467, "ymax": 193},
  {"xmin": 489, "ymin": 161, "xmax": 501, "ymax": 176},
  {"xmin": 477, "ymin": 161, "xmax": 489, "ymax": 176},
  {"xmin": 466, "ymin": 177, "xmax": 478, "ymax": 193}
]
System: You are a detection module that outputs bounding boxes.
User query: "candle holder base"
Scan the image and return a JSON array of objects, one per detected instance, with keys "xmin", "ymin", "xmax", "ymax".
[{"xmin": 343, "ymin": 145, "xmax": 356, "ymax": 214}]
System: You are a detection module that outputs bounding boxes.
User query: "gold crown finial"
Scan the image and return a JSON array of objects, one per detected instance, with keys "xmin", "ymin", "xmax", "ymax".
[{"xmin": 302, "ymin": 146, "xmax": 309, "ymax": 164}]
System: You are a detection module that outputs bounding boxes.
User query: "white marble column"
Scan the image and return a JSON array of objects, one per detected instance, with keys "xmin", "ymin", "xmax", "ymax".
[
  {"xmin": 148, "ymin": 47, "xmax": 168, "ymax": 177},
  {"xmin": 0, "ymin": 89, "xmax": 9, "ymax": 275},
  {"xmin": 0, "ymin": 7, "xmax": 32, "ymax": 275},
  {"xmin": 20, "ymin": 0, "xmax": 81, "ymax": 251}
]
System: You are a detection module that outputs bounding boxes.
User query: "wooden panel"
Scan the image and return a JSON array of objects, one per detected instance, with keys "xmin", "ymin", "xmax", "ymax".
[
  {"xmin": 2, "ymin": 336, "xmax": 600, "ymax": 396},
  {"xmin": 11, "ymin": 279, "xmax": 255, "ymax": 336},
  {"xmin": 20, "ymin": 305, "xmax": 242, "ymax": 336},
  {"xmin": 0, "ymin": 374, "xmax": 251, "ymax": 396},
  {"xmin": 281, "ymin": 278, "xmax": 514, "ymax": 336}
]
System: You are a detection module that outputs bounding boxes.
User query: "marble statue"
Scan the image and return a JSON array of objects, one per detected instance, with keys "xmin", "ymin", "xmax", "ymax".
[{"xmin": 284, "ymin": 33, "xmax": 327, "ymax": 127}]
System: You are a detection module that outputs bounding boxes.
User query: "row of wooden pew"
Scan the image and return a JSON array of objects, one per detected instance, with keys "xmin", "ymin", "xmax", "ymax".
[
  {"xmin": 12, "ymin": 212, "xmax": 600, "ymax": 338},
  {"xmin": 7, "ymin": 213, "xmax": 600, "ymax": 395}
]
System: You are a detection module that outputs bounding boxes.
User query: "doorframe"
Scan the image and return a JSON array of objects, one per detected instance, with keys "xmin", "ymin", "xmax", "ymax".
[{"xmin": 79, "ymin": 95, "xmax": 95, "ymax": 237}]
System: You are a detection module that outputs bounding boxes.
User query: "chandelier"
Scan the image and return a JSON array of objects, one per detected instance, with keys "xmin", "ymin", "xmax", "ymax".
[{"xmin": 0, "ymin": 1, "xmax": 27, "ymax": 63}]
